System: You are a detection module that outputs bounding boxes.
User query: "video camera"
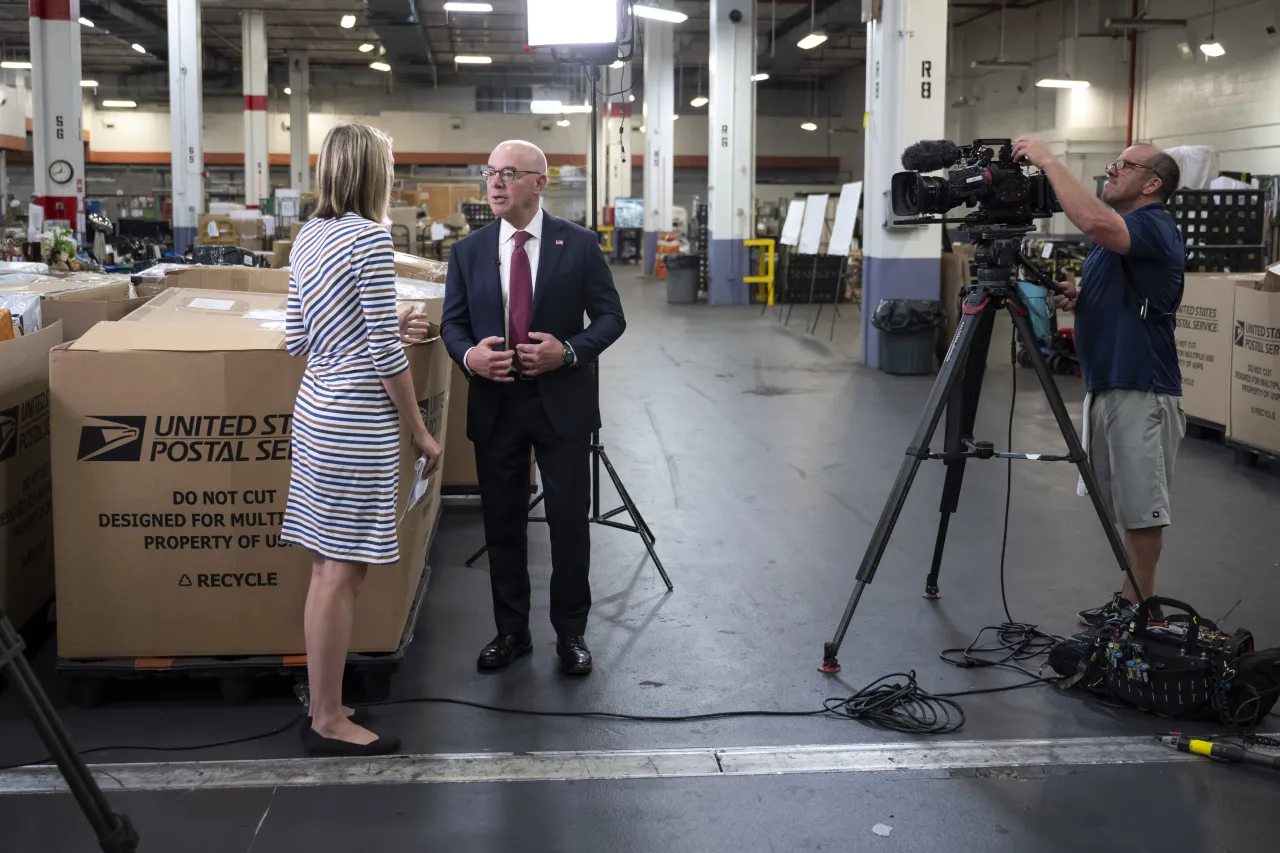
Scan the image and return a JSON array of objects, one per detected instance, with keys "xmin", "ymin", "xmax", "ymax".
[{"xmin": 890, "ymin": 138, "xmax": 1059, "ymax": 225}]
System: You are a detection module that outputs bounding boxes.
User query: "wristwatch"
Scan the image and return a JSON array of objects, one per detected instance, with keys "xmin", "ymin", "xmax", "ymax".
[{"xmin": 562, "ymin": 341, "xmax": 578, "ymax": 367}]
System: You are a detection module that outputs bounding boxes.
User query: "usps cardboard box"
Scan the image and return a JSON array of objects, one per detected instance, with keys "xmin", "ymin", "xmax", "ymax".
[
  {"xmin": 0, "ymin": 322, "xmax": 62, "ymax": 630},
  {"xmin": 1228, "ymin": 263, "xmax": 1280, "ymax": 454},
  {"xmin": 1176, "ymin": 273, "xmax": 1239, "ymax": 426},
  {"xmin": 0, "ymin": 276, "xmax": 154, "ymax": 340},
  {"xmin": 49, "ymin": 304, "xmax": 451, "ymax": 659}
]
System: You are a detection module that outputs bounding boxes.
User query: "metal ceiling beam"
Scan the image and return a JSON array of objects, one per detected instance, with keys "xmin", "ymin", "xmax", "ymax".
[
  {"xmin": 365, "ymin": 0, "xmax": 439, "ymax": 84},
  {"xmin": 82, "ymin": 0, "xmax": 235, "ymax": 74},
  {"xmin": 757, "ymin": 0, "xmax": 865, "ymax": 76}
]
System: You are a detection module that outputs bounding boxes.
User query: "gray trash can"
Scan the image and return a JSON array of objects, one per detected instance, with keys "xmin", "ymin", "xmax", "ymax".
[
  {"xmin": 871, "ymin": 299, "xmax": 943, "ymax": 375},
  {"xmin": 664, "ymin": 254, "xmax": 700, "ymax": 304}
]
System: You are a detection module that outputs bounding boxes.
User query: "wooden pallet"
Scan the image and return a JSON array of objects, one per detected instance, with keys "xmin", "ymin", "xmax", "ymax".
[
  {"xmin": 1185, "ymin": 416, "xmax": 1226, "ymax": 444},
  {"xmin": 1224, "ymin": 437, "xmax": 1280, "ymax": 474}
]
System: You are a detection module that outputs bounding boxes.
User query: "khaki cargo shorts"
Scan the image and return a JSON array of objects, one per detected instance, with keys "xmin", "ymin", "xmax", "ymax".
[{"xmin": 1087, "ymin": 389, "xmax": 1186, "ymax": 529}]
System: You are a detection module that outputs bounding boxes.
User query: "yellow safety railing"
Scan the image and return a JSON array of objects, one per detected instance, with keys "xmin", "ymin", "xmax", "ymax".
[
  {"xmin": 596, "ymin": 225, "xmax": 615, "ymax": 254},
  {"xmin": 743, "ymin": 238, "xmax": 776, "ymax": 305}
]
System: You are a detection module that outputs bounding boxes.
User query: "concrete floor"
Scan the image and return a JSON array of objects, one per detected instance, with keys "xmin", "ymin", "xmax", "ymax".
[{"xmin": 2, "ymin": 265, "xmax": 1279, "ymax": 849}]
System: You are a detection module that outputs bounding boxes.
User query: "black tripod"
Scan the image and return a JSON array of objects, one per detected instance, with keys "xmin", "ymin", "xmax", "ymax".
[
  {"xmin": 0, "ymin": 607, "xmax": 139, "ymax": 851},
  {"xmin": 820, "ymin": 227, "xmax": 1144, "ymax": 673},
  {"xmin": 466, "ymin": 63, "xmax": 671, "ymax": 591}
]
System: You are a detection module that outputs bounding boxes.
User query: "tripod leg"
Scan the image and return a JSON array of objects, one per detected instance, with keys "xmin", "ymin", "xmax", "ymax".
[
  {"xmin": 822, "ymin": 297, "xmax": 991, "ymax": 672},
  {"xmin": 0, "ymin": 617, "xmax": 139, "ymax": 852},
  {"xmin": 598, "ymin": 448, "xmax": 672, "ymax": 590},
  {"xmin": 924, "ymin": 307, "xmax": 997, "ymax": 598},
  {"xmin": 1005, "ymin": 300, "xmax": 1146, "ymax": 601},
  {"xmin": 465, "ymin": 493, "xmax": 545, "ymax": 567}
]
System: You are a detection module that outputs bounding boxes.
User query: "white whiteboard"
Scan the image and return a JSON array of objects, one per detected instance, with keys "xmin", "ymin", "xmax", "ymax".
[
  {"xmin": 780, "ymin": 199, "xmax": 806, "ymax": 247},
  {"xmin": 827, "ymin": 181, "xmax": 863, "ymax": 256},
  {"xmin": 798, "ymin": 194, "xmax": 829, "ymax": 254}
]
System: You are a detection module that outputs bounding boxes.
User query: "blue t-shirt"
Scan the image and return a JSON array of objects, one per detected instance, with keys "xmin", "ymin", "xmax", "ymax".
[{"xmin": 1074, "ymin": 203, "xmax": 1185, "ymax": 396}]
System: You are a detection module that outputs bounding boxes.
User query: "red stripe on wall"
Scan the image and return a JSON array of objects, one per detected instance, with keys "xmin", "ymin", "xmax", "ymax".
[
  {"xmin": 0, "ymin": 133, "xmax": 26, "ymax": 151},
  {"xmin": 244, "ymin": 95, "xmax": 268, "ymax": 111},
  {"xmin": 30, "ymin": 0, "xmax": 75, "ymax": 21}
]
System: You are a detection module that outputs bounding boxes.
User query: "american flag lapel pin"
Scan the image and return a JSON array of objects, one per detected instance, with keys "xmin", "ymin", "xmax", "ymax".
[{"xmin": 556, "ymin": 239, "xmax": 564, "ymax": 245}]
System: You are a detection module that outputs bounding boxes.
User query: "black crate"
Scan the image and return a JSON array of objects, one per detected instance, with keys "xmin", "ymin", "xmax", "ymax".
[
  {"xmin": 780, "ymin": 254, "xmax": 845, "ymax": 303},
  {"xmin": 1168, "ymin": 189, "xmax": 1268, "ymax": 272},
  {"xmin": 461, "ymin": 202, "xmax": 497, "ymax": 230}
]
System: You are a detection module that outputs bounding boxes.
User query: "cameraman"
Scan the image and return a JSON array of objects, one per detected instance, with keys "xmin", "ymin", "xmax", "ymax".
[{"xmin": 1011, "ymin": 138, "xmax": 1185, "ymax": 625}]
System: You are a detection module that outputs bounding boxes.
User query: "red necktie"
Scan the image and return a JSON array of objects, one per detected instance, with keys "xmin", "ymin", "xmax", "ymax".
[{"xmin": 509, "ymin": 230, "xmax": 533, "ymax": 349}]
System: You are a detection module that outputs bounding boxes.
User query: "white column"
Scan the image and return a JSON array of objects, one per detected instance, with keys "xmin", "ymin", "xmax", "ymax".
[
  {"xmin": 861, "ymin": 0, "xmax": 947, "ymax": 367},
  {"xmin": 642, "ymin": 17, "xmax": 674, "ymax": 275},
  {"xmin": 706, "ymin": 0, "xmax": 755, "ymax": 305},
  {"xmin": 288, "ymin": 51, "xmax": 310, "ymax": 192},
  {"xmin": 30, "ymin": 0, "xmax": 85, "ymax": 236},
  {"xmin": 168, "ymin": 0, "xmax": 204, "ymax": 254},
  {"xmin": 242, "ymin": 11, "xmax": 269, "ymax": 208}
]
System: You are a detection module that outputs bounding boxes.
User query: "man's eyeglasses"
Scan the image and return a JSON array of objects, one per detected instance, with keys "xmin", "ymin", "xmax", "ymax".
[
  {"xmin": 1105, "ymin": 158, "xmax": 1158, "ymax": 177},
  {"xmin": 482, "ymin": 166, "xmax": 544, "ymax": 183}
]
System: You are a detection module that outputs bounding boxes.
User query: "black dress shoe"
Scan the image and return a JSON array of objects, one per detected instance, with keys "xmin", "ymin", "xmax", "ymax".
[
  {"xmin": 477, "ymin": 630, "xmax": 533, "ymax": 671},
  {"xmin": 301, "ymin": 726, "xmax": 400, "ymax": 756},
  {"xmin": 556, "ymin": 635, "xmax": 593, "ymax": 676}
]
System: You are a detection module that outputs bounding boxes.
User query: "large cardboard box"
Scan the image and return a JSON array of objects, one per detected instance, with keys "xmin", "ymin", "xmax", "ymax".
[
  {"xmin": 49, "ymin": 304, "xmax": 451, "ymax": 658},
  {"xmin": 939, "ymin": 245, "xmax": 974, "ymax": 342},
  {"xmin": 1176, "ymin": 273, "xmax": 1239, "ymax": 426},
  {"xmin": 442, "ymin": 362, "xmax": 478, "ymax": 491},
  {"xmin": 0, "ymin": 322, "xmax": 63, "ymax": 630},
  {"xmin": 164, "ymin": 266, "xmax": 290, "ymax": 295},
  {"xmin": 1228, "ymin": 263, "xmax": 1280, "ymax": 453},
  {"xmin": 272, "ymin": 239, "xmax": 293, "ymax": 270},
  {"xmin": 0, "ymin": 277, "xmax": 154, "ymax": 340}
]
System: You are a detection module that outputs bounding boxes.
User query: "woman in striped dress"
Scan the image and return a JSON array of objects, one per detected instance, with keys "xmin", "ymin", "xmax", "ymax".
[{"xmin": 281, "ymin": 123, "xmax": 442, "ymax": 756}]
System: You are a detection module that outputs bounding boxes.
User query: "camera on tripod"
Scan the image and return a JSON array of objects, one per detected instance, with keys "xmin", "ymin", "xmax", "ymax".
[{"xmin": 890, "ymin": 138, "xmax": 1060, "ymax": 225}]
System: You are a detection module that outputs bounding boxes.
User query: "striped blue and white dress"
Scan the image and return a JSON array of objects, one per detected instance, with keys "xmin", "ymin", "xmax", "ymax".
[{"xmin": 280, "ymin": 213, "xmax": 409, "ymax": 565}]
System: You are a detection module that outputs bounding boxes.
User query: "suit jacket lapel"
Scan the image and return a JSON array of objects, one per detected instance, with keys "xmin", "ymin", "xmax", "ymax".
[{"xmin": 532, "ymin": 212, "xmax": 564, "ymax": 322}]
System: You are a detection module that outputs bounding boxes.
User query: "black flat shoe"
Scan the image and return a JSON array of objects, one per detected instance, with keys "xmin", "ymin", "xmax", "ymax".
[
  {"xmin": 301, "ymin": 726, "xmax": 400, "ymax": 757},
  {"xmin": 556, "ymin": 635, "xmax": 593, "ymax": 676},
  {"xmin": 477, "ymin": 630, "xmax": 533, "ymax": 671},
  {"xmin": 304, "ymin": 706, "xmax": 372, "ymax": 728}
]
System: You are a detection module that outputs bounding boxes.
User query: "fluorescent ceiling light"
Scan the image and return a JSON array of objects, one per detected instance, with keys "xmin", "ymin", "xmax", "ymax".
[
  {"xmin": 1, "ymin": 61, "xmax": 32, "ymax": 70},
  {"xmin": 340, "ymin": 14, "xmax": 356, "ymax": 28},
  {"xmin": 131, "ymin": 43, "xmax": 146, "ymax": 53},
  {"xmin": 1200, "ymin": 41, "xmax": 1225, "ymax": 57},
  {"xmin": 81, "ymin": 80, "xmax": 98, "ymax": 87},
  {"xmin": 102, "ymin": 100, "xmax": 137, "ymax": 108},
  {"xmin": 971, "ymin": 59, "xmax": 1032, "ymax": 70},
  {"xmin": 672, "ymin": 114, "xmax": 679, "ymax": 120},
  {"xmin": 639, "ymin": 125, "xmax": 645, "ymax": 132},
  {"xmin": 632, "ymin": 5, "xmax": 688, "ymax": 24},
  {"xmin": 609, "ymin": 60, "xmax": 625, "ymax": 69},
  {"xmin": 454, "ymin": 55, "xmax": 492, "ymax": 64},
  {"xmin": 750, "ymin": 72, "xmax": 770, "ymax": 82},
  {"xmin": 359, "ymin": 43, "xmax": 375, "ymax": 53},
  {"xmin": 690, "ymin": 96, "xmax": 708, "ymax": 108},
  {"xmin": 284, "ymin": 87, "xmax": 292, "ymax": 95},
  {"xmin": 628, "ymin": 94, "xmax": 635, "ymax": 102},
  {"xmin": 797, "ymin": 33, "xmax": 828, "ymax": 50},
  {"xmin": 1104, "ymin": 17, "xmax": 1189, "ymax": 29},
  {"xmin": 559, "ymin": 104, "xmax": 592, "ymax": 114},
  {"xmin": 530, "ymin": 99, "xmax": 564, "ymax": 114},
  {"xmin": 369, "ymin": 61, "xmax": 391, "ymax": 71},
  {"xmin": 443, "ymin": 2, "xmax": 493, "ymax": 11},
  {"xmin": 556, "ymin": 119, "xmax": 571, "ymax": 127},
  {"xmin": 78, "ymin": 17, "xmax": 94, "ymax": 27},
  {"xmin": 800, "ymin": 121, "xmax": 818, "ymax": 131},
  {"xmin": 1036, "ymin": 78, "xmax": 1091, "ymax": 88}
]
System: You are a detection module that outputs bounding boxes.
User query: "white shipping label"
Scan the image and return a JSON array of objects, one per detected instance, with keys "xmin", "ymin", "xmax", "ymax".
[
  {"xmin": 244, "ymin": 309, "xmax": 287, "ymax": 321},
  {"xmin": 187, "ymin": 298, "xmax": 238, "ymax": 311}
]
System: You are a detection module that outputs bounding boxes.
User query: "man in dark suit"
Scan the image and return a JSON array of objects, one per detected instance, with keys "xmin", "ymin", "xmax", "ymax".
[{"xmin": 441, "ymin": 139, "xmax": 626, "ymax": 676}]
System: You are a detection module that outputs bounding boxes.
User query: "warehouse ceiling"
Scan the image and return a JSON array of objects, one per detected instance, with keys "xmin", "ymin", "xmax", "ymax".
[{"xmin": 0, "ymin": 0, "xmax": 1049, "ymax": 91}]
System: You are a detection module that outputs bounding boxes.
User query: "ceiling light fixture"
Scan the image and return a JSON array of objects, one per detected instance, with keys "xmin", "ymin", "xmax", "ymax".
[
  {"xmin": 102, "ymin": 100, "xmax": 137, "ymax": 108},
  {"xmin": 78, "ymin": 17, "xmax": 94, "ymax": 27},
  {"xmin": 359, "ymin": 43, "xmax": 375, "ymax": 53},
  {"xmin": 0, "ymin": 61, "xmax": 32, "ymax": 70},
  {"xmin": 609, "ymin": 60, "xmax": 625, "ymax": 69},
  {"xmin": 530, "ymin": 100, "xmax": 563, "ymax": 114},
  {"xmin": 632, "ymin": 5, "xmax": 688, "ymax": 24},
  {"xmin": 672, "ymin": 114, "xmax": 679, "ymax": 120},
  {"xmin": 628, "ymin": 94, "xmax": 635, "ymax": 102},
  {"xmin": 1200, "ymin": 40, "xmax": 1225, "ymax": 57},
  {"xmin": 556, "ymin": 118, "xmax": 571, "ymax": 127},
  {"xmin": 797, "ymin": 33, "xmax": 827, "ymax": 50},
  {"xmin": 340, "ymin": 14, "xmax": 356, "ymax": 28},
  {"xmin": 639, "ymin": 125, "xmax": 645, "ymax": 132},
  {"xmin": 970, "ymin": 59, "xmax": 1032, "ymax": 70},
  {"xmin": 369, "ymin": 61, "xmax": 391, "ymax": 72},
  {"xmin": 443, "ymin": 2, "xmax": 493, "ymax": 11},
  {"xmin": 454, "ymin": 55, "xmax": 493, "ymax": 64},
  {"xmin": 800, "ymin": 121, "xmax": 818, "ymax": 131},
  {"xmin": 131, "ymin": 43, "xmax": 146, "ymax": 53},
  {"xmin": 284, "ymin": 87, "xmax": 292, "ymax": 95},
  {"xmin": 1035, "ymin": 78, "xmax": 1091, "ymax": 88},
  {"xmin": 690, "ymin": 96, "xmax": 708, "ymax": 108},
  {"xmin": 559, "ymin": 104, "xmax": 592, "ymax": 114},
  {"xmin": 81, "ymin": 80, "xmax": 99, "ymax": 87},
  {"xmin": 750, "ymin": 72, "xmax": 770, "ymax": 82}
]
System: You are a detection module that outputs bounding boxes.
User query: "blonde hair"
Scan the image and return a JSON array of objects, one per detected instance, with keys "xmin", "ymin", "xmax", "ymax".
[{"xmin": 314, "ymin": 123, "xmax": 394, "ymax": 223}]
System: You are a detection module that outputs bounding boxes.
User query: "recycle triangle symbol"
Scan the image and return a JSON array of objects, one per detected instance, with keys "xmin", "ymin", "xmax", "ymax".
[{"xmin": 178, "ymin": 574, "xmax": 193, "ymax": 587}]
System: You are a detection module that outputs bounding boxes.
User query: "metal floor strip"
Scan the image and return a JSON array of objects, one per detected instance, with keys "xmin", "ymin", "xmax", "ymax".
[{"xmin": 0, "ymin": 734, "xmax": 1223, "ymax": 795}]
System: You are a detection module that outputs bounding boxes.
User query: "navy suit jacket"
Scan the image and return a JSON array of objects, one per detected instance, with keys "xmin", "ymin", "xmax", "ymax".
[{"xmin": 440, "ymin": 210, "xmax": 626, "ymax": 442}]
